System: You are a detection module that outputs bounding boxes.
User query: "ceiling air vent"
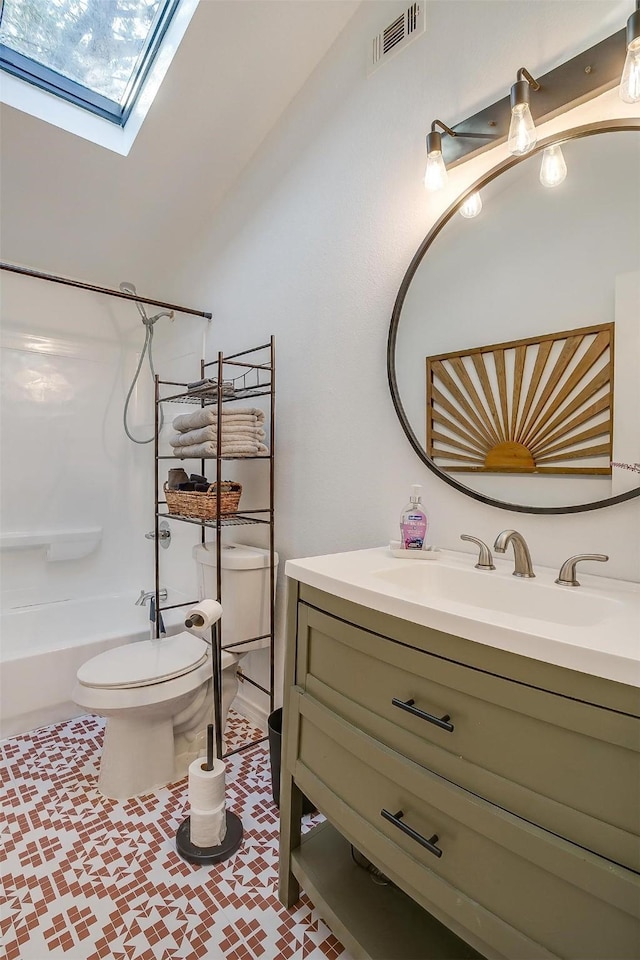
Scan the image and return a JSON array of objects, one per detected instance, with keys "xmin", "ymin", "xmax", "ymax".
[{"xmin": 368, "ymin": 3, "xmax": 426, "ymax": 76}]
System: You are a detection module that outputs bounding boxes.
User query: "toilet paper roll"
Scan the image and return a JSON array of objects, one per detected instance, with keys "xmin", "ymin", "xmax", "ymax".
[
  {"xmin": 188, "ymin": 757, "xmax": 226, "ymax": 811},
  {"xmin": 185, "ymin": 599, "xmax": 223, "ymax": 635},
  {"xmin": 190, "ymin": 802, "xmax": 227, "ymax": 847}
]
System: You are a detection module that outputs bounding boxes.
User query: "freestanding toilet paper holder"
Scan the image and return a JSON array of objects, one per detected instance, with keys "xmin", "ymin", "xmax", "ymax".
[
  {"xmin": 177, "ymin": 606, "xmax": 243, "ymax": 864},
  {"xmin": 176, "ymin": 723, "xmax": 243, "ymax": 864}
]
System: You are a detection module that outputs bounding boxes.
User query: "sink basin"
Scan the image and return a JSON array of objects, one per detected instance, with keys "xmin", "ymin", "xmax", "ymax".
[
  {"xmin": 285, "ymin": 546, "xmax": 640, "ymax": 686},
  {"xmin": 371, "ymin": 563, "xmax": 621, "ymax": 627}
]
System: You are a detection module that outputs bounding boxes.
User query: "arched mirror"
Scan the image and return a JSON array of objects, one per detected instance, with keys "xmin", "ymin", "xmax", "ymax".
[{"xmin": 388, "ymin": 121, "xmax": 640, "ymax": 514}]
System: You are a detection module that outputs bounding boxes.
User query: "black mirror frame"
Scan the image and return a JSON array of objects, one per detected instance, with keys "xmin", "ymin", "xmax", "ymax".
[{"xmin": 387, "ymin": 120, "xmax": 640, "ymax": 515}]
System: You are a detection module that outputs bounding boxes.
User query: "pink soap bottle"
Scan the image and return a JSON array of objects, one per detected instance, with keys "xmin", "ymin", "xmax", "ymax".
[{"xmin": 400, "ymin": 484, "xmax": 428, "ymax": 550}]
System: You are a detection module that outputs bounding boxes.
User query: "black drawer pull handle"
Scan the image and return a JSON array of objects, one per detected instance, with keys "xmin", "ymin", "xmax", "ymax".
[
  {"xmin": 392, "ymin": 697, "xmax": 454, "ymax": 732},
  {"xmin": 381, "ymin": 808, "xmax": 443, "ymax": 858}
]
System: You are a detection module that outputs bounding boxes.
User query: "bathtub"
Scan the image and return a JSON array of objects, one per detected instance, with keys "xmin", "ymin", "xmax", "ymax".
[{"xmin": 0, "ymin": 591, "xmax": 192, "ymax": 739}]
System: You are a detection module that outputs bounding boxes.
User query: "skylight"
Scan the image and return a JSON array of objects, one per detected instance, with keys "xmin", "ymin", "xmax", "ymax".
[
  {"xmin": 0, "ymin": 0, "xmax": 181, "ymax": 125},
  {"xmin": 0, "ymin": 0, "xmax": 198, "ymax": 153}
]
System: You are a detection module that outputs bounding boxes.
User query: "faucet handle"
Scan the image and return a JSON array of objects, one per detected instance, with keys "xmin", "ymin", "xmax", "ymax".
[
  {"xmin": 460, "ymin": 535, "xmax": 496, "ymax": 570},
  {"xmin": 555, "ymin": 554, "xmax": 609, "ymax": 587}
]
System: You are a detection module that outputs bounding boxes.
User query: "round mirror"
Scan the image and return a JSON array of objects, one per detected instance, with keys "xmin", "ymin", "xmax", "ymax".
[{"xmin": 388, "ymin": 122, "xmax": 640, "ymax": 514}]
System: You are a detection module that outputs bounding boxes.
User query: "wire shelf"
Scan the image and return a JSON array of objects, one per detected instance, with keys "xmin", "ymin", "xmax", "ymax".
[
  {"xmin": 159, "ymin": 512, "xmax": 271, "ymax": 528},
  {"xmin": 161, "ymin": 386, "xmax": 272, "ymax": 405}
]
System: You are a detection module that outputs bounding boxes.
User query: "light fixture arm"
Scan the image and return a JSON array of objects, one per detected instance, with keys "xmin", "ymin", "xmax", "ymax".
[
  {"xmin": 431, "ymin": 119, "xmax": 456, "ymax": 138},
  {"xmin": 517, "ymin": 67, "xmax": 541, "ymax": 90},
  {"xmin": 511, "ymin": 66, "xmax": 541, "ymax": 111},
  {"xmin": 427, "ymin": 118, "xmax": 495, "ymax": 155},
  {"xmin": 427, "ymin": 120, "xmax": 455, "ymax": 156}
]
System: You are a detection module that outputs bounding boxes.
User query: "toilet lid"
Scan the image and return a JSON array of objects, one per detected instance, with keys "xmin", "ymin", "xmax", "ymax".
[{"xmin": 77, "ymin": 632, "xmax": 209, "ymax": 689}]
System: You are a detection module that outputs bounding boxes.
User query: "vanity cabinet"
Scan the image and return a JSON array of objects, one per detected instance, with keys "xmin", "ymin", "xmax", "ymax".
[{"xmin": 278, "ymin": 580, "xmax": 640, "ymax": 960}]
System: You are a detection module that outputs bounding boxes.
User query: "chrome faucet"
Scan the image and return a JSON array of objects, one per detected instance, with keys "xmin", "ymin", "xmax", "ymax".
[
  {"xmin": 493, "ymin": 530, "xmax": 535, "ymax": 578},
  {"xmin": 460, "ymin": 535, "xmax": 495, "ymax": 570},
  {"xmin": 135, "ymin": 588, "xmax": 168, "ymax": 606},
  {"xmin": 555, "ymin": 554, "xmax": 609, "ymax": 587}
]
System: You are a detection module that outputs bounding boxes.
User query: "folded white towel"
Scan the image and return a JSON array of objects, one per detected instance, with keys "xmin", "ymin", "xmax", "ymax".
[
  {"xmin": 175, "ymin": 441, "xmax": 269, "ymax": 459},
  {"xmin": 224, "ymin": 407, "xmax": 265, "ymax": 421},
  {"xmin": 170, "ymin": 425, "xmax": 265, "ymax": 447},
  {"xmin": 172, "ymin": 406, "xmax": 265, "ymax": 433}
]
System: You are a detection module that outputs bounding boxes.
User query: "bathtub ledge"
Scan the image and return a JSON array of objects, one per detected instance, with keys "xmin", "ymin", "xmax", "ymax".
[{"xmin": 0, "ymin": 529, "xmax": 102, "ymax": 561}]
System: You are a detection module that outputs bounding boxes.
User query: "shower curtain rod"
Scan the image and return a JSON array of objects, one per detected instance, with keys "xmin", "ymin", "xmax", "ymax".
[{"xmin": 0, "ymin": 261, "xmax": 213, "ymax": 320}]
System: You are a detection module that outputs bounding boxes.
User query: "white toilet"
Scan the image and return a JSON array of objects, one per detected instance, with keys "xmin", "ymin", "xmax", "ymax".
[{"xmin": 73, "ymin": 542, "xmax": 277, "ymax": 800}]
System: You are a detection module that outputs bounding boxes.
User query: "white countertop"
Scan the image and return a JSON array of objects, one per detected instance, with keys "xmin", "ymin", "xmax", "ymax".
[{"xmin": 286, "ymin": 546, "xmax": 640, "ymax": 687}]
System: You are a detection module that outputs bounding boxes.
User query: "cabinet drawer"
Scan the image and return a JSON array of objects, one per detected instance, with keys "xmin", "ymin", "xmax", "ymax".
[
  {"xmin": 298, "ymin": 603, "xmax": 640, "ymax": 871},
  {"xmin": 294, "ymin": 692, "xmax": 640, "ymax": 960}
]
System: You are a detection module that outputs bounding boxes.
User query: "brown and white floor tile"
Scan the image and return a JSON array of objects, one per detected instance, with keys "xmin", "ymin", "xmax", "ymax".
[{"xmin": 0, "ymin": 713, "xmax": 351, "ymax": 960}]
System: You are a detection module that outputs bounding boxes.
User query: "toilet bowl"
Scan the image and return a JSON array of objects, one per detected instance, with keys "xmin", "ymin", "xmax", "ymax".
[{"xmin": 73, "ymin": 543, "xmax": 277, "ymax": 800}]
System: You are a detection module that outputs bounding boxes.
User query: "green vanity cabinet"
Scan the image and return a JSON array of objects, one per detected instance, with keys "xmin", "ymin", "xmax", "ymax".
[{"xmin": 278, "ymin": 579, "xmax": 640, "ymax": 960}]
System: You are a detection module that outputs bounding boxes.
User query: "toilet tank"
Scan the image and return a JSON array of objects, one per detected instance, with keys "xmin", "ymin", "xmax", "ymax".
[{"xmin": 192, "ymin": 542, "xmax": 279, "ymax": 653}]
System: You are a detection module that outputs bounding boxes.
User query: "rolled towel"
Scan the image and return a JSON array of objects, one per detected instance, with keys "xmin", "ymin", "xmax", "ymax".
[{"xmin": 170, "ymin": 425, "xmax": 265, "ymax": 447}]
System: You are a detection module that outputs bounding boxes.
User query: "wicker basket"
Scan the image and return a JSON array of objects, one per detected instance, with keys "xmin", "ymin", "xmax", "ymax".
[{"xmin": 164, "ymin": 481, "xmax": 242, "ymax": 520}]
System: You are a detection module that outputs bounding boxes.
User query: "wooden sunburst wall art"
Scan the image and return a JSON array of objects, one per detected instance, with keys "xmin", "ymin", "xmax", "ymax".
[{"xmin": 426, "ymin": 322, "xmax": 614, "ymax": 475}]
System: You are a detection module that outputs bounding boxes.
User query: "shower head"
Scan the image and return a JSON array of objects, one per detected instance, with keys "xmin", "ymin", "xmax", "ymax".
[{"xmin": 119, "ymin": 280, "xmax": 149, "ymax": 324}]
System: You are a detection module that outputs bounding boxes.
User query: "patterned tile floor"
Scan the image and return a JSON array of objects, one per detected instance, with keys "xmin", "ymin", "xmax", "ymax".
[{"xmin": 1, "ymin": 713, "xmax": 351, "ymax": 960}]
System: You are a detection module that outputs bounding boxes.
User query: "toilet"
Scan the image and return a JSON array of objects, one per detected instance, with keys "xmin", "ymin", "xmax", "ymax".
[{"xmin": 73, "ymin": 542, "xmax": 277, "ymax": 800}]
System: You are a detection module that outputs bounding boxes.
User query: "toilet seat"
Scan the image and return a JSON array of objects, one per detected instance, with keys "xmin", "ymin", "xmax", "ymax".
[{"xmin": 77, "ymin": 632, "xmax": 209, "ymax": 689}]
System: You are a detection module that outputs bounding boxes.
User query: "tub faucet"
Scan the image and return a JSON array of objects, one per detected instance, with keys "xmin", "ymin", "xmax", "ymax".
[
  {"xmin": 136, "ymin": 588, "xmax": 168, "ymax": 606},
  {"xmin": 493, "ymin": 530, "xmax": 535, "ymax": 578}
]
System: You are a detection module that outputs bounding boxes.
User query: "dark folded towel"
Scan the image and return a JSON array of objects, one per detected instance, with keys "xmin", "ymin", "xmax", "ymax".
[
  {"xmin": 186, "ymin": 378, "xmax": 235, "ymax": 396},
  {"xmin": 187, "ymin": 377, "xmax": 215, "ymax": 390},
  {"xmin": 190, "ymin": 474, "xmax": 208, "ymax": 484}
]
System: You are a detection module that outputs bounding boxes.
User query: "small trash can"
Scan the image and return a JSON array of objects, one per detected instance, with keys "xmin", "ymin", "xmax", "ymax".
[{"xmin": 268, "ymin": 708, "xmax": 316, "ymax": 814}]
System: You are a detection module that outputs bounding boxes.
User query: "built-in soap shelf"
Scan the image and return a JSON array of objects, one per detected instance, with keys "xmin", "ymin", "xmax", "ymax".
[{"xmin": 0, "ymin": 528, "xmax": 102, "ymax": 561}]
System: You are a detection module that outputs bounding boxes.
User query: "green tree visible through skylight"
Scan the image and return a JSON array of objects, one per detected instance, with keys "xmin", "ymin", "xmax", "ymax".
[{"xmin": 0, "ymin": 0, "xmax": 165, "ymax": 106}]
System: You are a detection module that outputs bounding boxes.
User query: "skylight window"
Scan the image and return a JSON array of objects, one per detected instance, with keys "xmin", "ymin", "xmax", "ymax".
[{"xmin": 0, "ymin": 0, "xmax": 180, "ymax": 125}]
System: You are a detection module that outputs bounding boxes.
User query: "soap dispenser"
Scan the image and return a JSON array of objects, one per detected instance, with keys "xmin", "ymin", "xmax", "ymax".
[{"xmin": 400, "ymin": 484, "xmax": 428, "ymax": 550}]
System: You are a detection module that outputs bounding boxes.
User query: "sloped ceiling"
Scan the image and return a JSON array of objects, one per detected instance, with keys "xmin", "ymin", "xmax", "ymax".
[{"xmin": 0, "ymin": 0, "xmax": 360, "ymax": 288}]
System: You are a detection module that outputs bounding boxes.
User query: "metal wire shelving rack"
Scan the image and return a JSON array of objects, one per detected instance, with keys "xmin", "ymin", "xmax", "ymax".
[{"xmin": 152, "ymin": 337, "xmax": 275, "ymax": 761}]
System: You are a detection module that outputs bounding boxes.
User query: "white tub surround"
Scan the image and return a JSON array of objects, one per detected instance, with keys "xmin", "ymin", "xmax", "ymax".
[{"xmin": 286, "ymin": 546, "xmax": 640, "ymax": 686}]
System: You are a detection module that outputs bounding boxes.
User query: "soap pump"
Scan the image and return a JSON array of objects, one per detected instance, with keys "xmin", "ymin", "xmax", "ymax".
[{"xmin": 400, "ymin": 484, "xmax": 428, "ymax": 550}]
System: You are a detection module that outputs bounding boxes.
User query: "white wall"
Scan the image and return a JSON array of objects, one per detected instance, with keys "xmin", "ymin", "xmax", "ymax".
[{"xmin": 150, "ymin": 1, "xmax": 639, "ymax": 707}]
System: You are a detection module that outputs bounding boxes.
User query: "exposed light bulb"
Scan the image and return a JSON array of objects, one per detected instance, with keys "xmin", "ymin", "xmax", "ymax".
[
  {"xmin": 459, "ymin": 192, "xmax": 482, "ymax": 218},
  {"xmin": 508, "ymin": 103, "xmax": 537, "ymax": 156},
  {"xmin": 424, "ymin": 150, "xmax": 448, "ymax": 191},
  {"xmin": 539, "ymin": 144, "xmax": 567, "ymax": 187},
  {"xmin": 620, "ymin": 37, "xmax": 640, "ymax": 103}
]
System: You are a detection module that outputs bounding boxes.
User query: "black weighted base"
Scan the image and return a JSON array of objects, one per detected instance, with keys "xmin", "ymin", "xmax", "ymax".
[{"xmin": 176, "ymin": 811, "xmax": 243, "ymax": 864}]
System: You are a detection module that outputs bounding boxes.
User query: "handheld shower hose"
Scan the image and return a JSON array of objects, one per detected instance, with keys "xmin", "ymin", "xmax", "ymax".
[{"xmin": 120, "ymin": 282, "xmax": 173, "ymax": 444}]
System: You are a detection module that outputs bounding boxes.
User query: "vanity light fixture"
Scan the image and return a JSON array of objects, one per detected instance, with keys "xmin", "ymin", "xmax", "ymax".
[
  {"xmin": 425, "ymin": 120, "xmax": 494, "ymax": 192},
  {"xmin": 539, "ymin": 143, "xmax": 567, "ymax": 187},
  {"xmin": 620, "ymin": 0, "xmax": 640, "ymax": 102},
  {"xmin": 459, "ymin": 192, "xmax": 483, "ymax": 218},
  {"xmin": 508, "ymin": 68, "xmax": 541, "ymax": 156}
]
